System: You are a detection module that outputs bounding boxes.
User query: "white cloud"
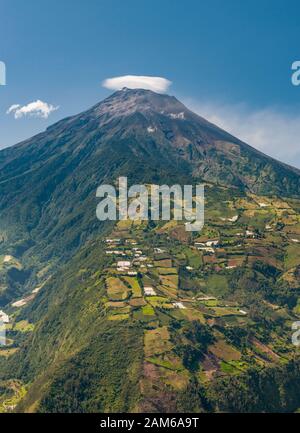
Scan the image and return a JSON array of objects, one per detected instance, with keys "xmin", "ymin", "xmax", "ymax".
[
  {"xmin": 6, "ymin": 104, "xmax": 21, "ymax": 114},
  {"xmin": 102, "ymin": 75, "xmax": 172, "ymax": 93},
  {"xmin": 187, "ymin": 100, "xmax": 300, "ymax": 169},
  {"xmin": 6, "ymin": 100, "xmax": 59, "ymax": 119}
]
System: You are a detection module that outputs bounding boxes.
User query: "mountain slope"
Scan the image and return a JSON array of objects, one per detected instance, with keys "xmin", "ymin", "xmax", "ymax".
[
  {"xmin": 0, "ymin": 89, "xmax": 299, "ymax": 263},
  {"xmin": 0, "ymin": 90, "xmax": 298, "ymax": 263},
  {"xmin": 0, "ymin": 89, "xmax": 299, "ymax": 412},
  {"xmin": 4, "ymin": 211, "xmax": 300, "ymax": 413}
]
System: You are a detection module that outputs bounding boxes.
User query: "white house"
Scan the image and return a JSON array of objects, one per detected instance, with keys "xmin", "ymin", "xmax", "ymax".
[
  {"xmin": 0, "ymin": 310, "xmax": 9, "ymax": 323},
  {"xmin": 144, "ymin": 286, "xmax": 156, "ymax": 296},
  {"xmin": 197, "ymin": 246, "xmax": 215, "ymax": 253},
  {"xmin": 173, "ymin": 302, "xmax": 186, "ymax": 309},
  {"xmin": 117, "ymin": 261, "xmax": 131, "ymax": 268},
  {"xmin": 154, "ymin": 248, "xmax": 165, "ymax": 253},
  {"xmin": 239, "ymin": 309, "xmax": 247, "ymax": 315},
  {"xmin": 206, "ymin": 240, "xmax": 219, "ymax": 247}
]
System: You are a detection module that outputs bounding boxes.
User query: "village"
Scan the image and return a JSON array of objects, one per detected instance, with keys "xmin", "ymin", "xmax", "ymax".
[
  {"xmin": 96, "ymin": 191, "xmax": 300, "ymax": 390},
  {"xmin": 102, "ymin": 223, "xmax": 252, "ymax": 326}
]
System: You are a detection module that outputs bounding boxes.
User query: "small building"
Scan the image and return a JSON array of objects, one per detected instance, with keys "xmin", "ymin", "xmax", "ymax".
[
  {"xmin": 197, "ymin": 246, "xmax": 215, "ymax": 253},
  {"xmin": 144, "ymin": 286, "xmax": 156, "ymax": 296},
  {"xmin": 206, "ymin": 240, "xmax": 219, "ymax": 247},
  {"xmin": 117, "ymin": 261, "xmax": 131, "ymax": 268},
  {"xmin": 173, "ymin": 302, "xmax": 186, "ymax": 309},
  {"xmin": 154, "ymin": 248, "xmax": 165, "ymax": 253},
  {"xmin": 0, "ymin": 310, "xmax": 9, "ymax": 323},
  {"xmin": 239, "ymin": 309, "xmax": 247, "ymax": 315}
]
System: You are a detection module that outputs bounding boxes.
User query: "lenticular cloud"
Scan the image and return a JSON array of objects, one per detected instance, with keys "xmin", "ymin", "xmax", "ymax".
[{"xmin": 102, "ymin": 75, "xmax": 172, "ymax": 93}]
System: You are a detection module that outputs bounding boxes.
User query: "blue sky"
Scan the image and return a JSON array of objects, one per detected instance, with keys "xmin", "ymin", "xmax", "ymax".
[{"xmin": 1, "ymin": 0, "xmax": 300, "ymax": 166}]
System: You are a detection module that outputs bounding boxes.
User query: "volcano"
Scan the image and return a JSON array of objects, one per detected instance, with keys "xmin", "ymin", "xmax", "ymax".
[{"xmin": 0, "ymin": 89, "xmax": 299, "ymax": 413}]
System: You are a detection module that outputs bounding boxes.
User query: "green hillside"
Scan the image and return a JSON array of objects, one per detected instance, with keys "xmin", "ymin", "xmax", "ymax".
[{"xmin": 0, "ymin": 89, "xmax": 299, "ymax": 412}]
